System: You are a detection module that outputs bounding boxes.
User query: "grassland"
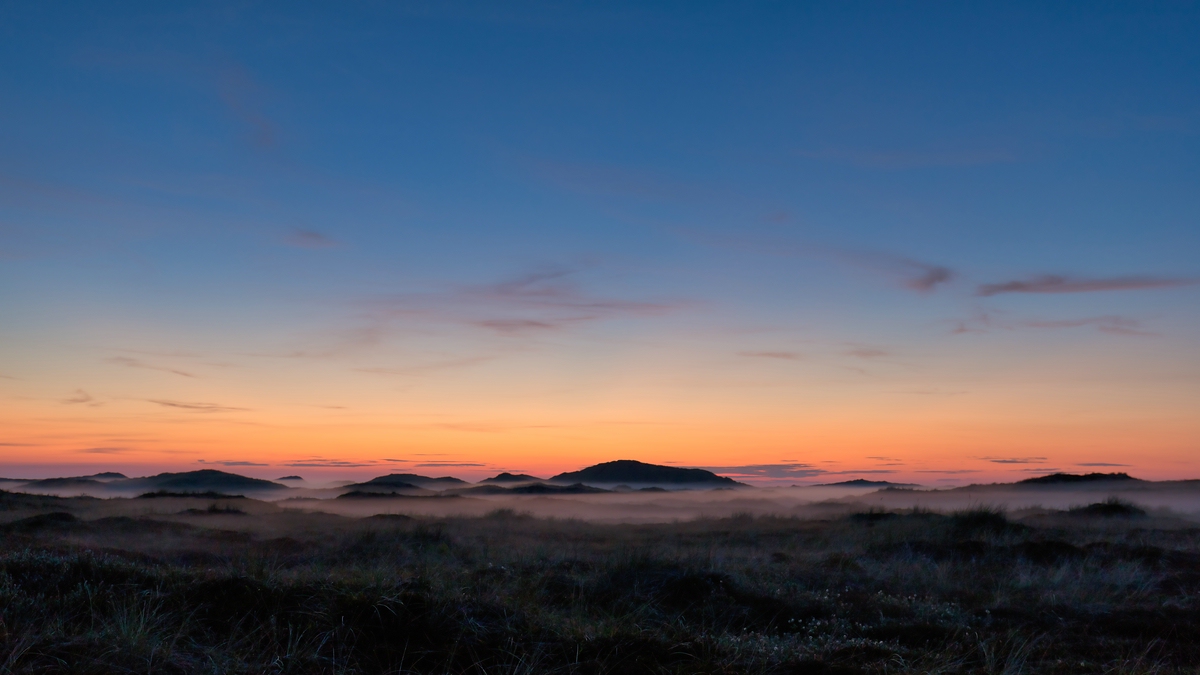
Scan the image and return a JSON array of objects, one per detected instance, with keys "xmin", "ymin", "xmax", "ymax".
[{"xmin": 0, "ymin": 490, "xmax": 1197, "ymax": 674}]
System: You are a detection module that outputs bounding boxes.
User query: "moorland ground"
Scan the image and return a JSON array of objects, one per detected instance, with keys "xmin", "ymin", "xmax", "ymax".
[{"xmin": 0, "ymin": 490, "xmax": 1197, "ymax": 674}]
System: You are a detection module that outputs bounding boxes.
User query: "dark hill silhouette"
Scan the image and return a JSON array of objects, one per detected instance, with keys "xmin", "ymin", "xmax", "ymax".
[
  {"xmin": 351, "ymin": 474, "xmax": 468, "ymax": 490},
  {"xmin": 277, "ymin": 475, "xmax": 304, "ymax": 481},
  {"xmin": 551, "ymin": 460, "xmax": 741, "ymax": 487},
  {"xmin": 818, "ymin": 479, "xmax": 910, "ymax": 487},
  {"xmin": 509, "ymin": 482, "xmax": 608, "ymax": 494},
  {"xmin": 20, "ymin": 477, "xmax": 106, "ymax": 489},
  {"xmin": 454, "ymin": 482, "xmax": 609, "ymax": 495},
  {"xmin": 480, "ymin": 472, "xmax": 544, "ymax": 484},
  {"xmin": 1019, "ymin": 472, "xmax": 1140, "ymax": 485},
  {"xmin": 348, "ymin": 481, "xmax": 422, "ymax": 492},
  {"xmin": 119, "ymin": 470, "xmax": 286, "ymax": 493}
]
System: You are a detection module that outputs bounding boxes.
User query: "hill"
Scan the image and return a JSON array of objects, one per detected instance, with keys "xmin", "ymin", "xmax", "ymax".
[
  {"xmin": 19, "ymin": 477, "xmax": 107, "ymax": 490},
  {"xmin": 1019, "ymin": 472, "xmax": 1140, "ymax": 485},
  {"xmin": 817, "ymin": 479, "xmax": 911, "ymax": 487},
  {"xmin": 551, "ymin": 460, "xmax": 741, "ymax": 487},
  {"xmin": 350, "ymin": 474, "xmax": 469, "ymax": 490},
  {"xmin": 480, "ymin": 472, "xmax": 544, "ymax": 484},
  {"xmin": 118, "ymin": 470, "xmax": 287, "ymax": 493}
]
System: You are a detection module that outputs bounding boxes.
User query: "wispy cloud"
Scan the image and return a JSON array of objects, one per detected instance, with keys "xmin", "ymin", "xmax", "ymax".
[
  {"xmin": 677, "ymin": 227, "xmax": 956, "ymax": 294},
  {"xmin": 216, "ymin": 64, "xmax": 277, "ymax": 149},
  {"xmin": 979, "ymin": 456, "xmax": 1047, "ymax": 464},
  {"xmin": 375, "ymin": 264, "xmax": 679, "ymax": 337},
  {"xmin": 844, "ymin": 346, "xmax": 889, "ymax": 360},
  {"xmin": 0, "ymin": 442, "xmax": 37, "ymax": 446},
  {"xmin": 355, "ymin": 356, "xmax": 496, "ymax": 376},
  {"xmin": 977, "ymin": 274, "xmax": 1198, "ymax": 297},
  {"xmin": 415, "ymin": 462, "xmax": 487, "ymax": 468},
  {"xmin": 1023, "ymin": 316, "xmax": 1156, "ymax": 336},
  {"xmin": 839, "ymin": 251, "xmax": 955, "ymax": 292},
  {"xmin": 106, "ymin": 356, "xmax": 195, "ymax": 378},
  {"xmin": 952, "ymin": 311, "xmax": 1155, "ymax": 336},
  {"xmin": 798, "ymin": 146, "xmax": 1016, "ymax": 169},
  {"xmin": 147, "ymin": 399, "xmax": 248, "ymax": 413},
  {"xmin": 738, "ymin": 351, "xmax": 802, "ymax": 360},
  {"xmin": 1076, "ymin": 462, "xmax": 1130, "ymax": 467},
  {"xmin": 283, "ymin": 457, "xmax": 409, "ymax": 468},
  {"xmin": 285, "ymin": 228, "xmax": 338, "ymax": 249},
  {"xmin": 702, "ymin": 463, "xmax": 824, "ymax": 479},
  {"xmin": 61, "ymin": 389, "xmax": 102, "ymax": 406},
  {"xmin": 76, "ymin": 446, "xmax": 129, "ymax": 454},
  {"xmin": 197, "ymin": 459, "xmax": 268, "ymax": 467}
]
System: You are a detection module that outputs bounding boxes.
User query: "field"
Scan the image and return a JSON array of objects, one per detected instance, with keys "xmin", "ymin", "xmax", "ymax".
[{"xmin": 1, "ymin": 490, "xmax": 1198, "ymax": 674}]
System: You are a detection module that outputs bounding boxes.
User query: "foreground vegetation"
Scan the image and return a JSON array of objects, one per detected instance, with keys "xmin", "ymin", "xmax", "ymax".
[{"xmin": 0, "ymin": 495, "xmax": 1197, "ymax": 674}]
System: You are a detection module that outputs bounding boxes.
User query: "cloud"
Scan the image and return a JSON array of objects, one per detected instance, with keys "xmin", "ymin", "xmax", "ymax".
[
  {"xmin": 285, "ymin": 228, "xmax": 338, "ymax": 249},
  {"xmin": 1076, "ymin": 462, "xmax": 1130, "ymax": 467},
  {"xmin": 844, "ymin": 346, "xmax": 889, "ymax": 360},
  {"xmin": 1023, "ymin": 316, "xmax": 1156, "ymax": 336},
  {"xmin": 0, "ymin": 442, "xmax": 37, "ymax": 446},
  {"xmin": 216, "ymin": 64, "xmax": 277, "ymax": 149},
  {"xmin": 977, "ymin": 274, "xmax": 1198, "ymax": 297},
  {"xmin": 702, "ymin": 463, "xmax": 824, "ymax": 479},
  {"xmin": 475, "ymin": 318, "xmax": 563, "ymax": 334},
  {"xmin": 283, "ymin": 457, "xmax": 409, "ymax": 468},
  {"xmin": 415, "ymin": 462, "xmax": 487, "ymax": 468},
  {"xmin": 61, "ymin": 389, "xmax": 101, "ymax": 406},
  {"xmin": 355, "ymin": 356, "xmax": 495, "ymax": 376},
  {"xmin": 147, "ymin": 399, "xmax": 248, "ymax": 413},
  {"xmin": 106, "ymin": 356, "xmax": 195, "ymax": 378},
  {"xmin": 680, "ymin": 228, "xmax": 956, "ymax": 294},
  {"xmin": 76, "ymin": 446, "xmax": 129, "ymax": 454},
  {"xmin": 375, "ymin": 263, "xmax": 680, "ymax": 338},
  {"xmin": 197, "ymin": 460, "xmax": 268, "ymax": 467},
  {"xmin": 738, "ymin": 351, "xmax": 802, "ymax": 360},
  {"xmin": 839, "ymin": 252, "xmax": 955, "ymax": 292},
  {"xmin": 952, "ymin": 311, "xmax": 1156, "ymax": 336},
  {"xmin": 979, "ymin": 456, "xmax": 1047, "ymax": 464},
  {"xmin": 820, "ymin": 469, "xmax": 899, "ymax": 475},
  {"xmin": 798, "ymin": 146, "xmax": 1016, "ymax": 169}
]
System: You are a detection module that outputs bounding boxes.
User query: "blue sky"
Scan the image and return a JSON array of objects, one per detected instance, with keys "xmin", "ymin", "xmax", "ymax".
[{"xmin": 1, "ymin": 2, "xmax": 1198, "ymax": 481}]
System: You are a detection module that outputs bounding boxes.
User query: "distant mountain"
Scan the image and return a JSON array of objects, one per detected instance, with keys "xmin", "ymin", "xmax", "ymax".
[
  {"xmin": 18, "ymin": 473, "xmax": 129, "ymax": 490},
  {"xmin": 551, "ymin": 460, "xmax": 741, "ymax": 487},
  {"xmin": 277, "ymin": 475, "xmax": 304, "ymax": 481},
  {"xmin": 20, "ymin": 477, "xmax": 106, "ymax": 490},
  {"xmin": 511, "ymin": 482, "xmax": 609, "ymax": 494},
  {"xmin": 818, "ymin": 479, "xmax": 912, "ymax": 487},
  {"xmin": 336, "ymin": 490, "xmax": 459, "ymax": 500},
  {"xmin": 351, "ymin": 474, "xmax": 469, "ymax": 490},
  {"xmin": 1019, "ymin": 472, "xmax": 1140, "ymax": 485},
  {"xmin": 119, "ymin": 470, "xmax": 287, "ymax": 493},
  {"xmin": 454, "ymin": 482, "xmax": 610, "ymax": 495},
  {"xmin": 349, "ymin": 481, "xmax": 422, "ymax": 492},
  {"xmin": 480, "ymin": 472, "xmax": 544, "ymax": 484}
]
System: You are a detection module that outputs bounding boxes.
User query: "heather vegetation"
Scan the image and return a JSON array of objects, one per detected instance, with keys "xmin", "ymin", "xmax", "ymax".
[{"xmin": 0, "ymin": 491, "xmax": 1197, "ymax": 674}]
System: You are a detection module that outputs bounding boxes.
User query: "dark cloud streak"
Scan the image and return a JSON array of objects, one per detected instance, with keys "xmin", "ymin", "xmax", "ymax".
[
  {"xmin": 977, "ymin": 274, "xmax": 1198, "ymax": 297},
  {"xmin": 147, "ymin": 399, "xmax": 248, "ymax": 413},
  {"xmin": 106, "ymin": 356, "xmax": 195, "ymax": 378}
]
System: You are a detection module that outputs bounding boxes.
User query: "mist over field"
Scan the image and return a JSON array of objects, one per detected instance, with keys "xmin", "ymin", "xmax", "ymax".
[
  {"xmin": 6, "ymin": 466, "xmax": 1200, "ymax": 524},
  {"xmin": 3, "ymin": 467, "xmax": 1200, "ymax": 673}
]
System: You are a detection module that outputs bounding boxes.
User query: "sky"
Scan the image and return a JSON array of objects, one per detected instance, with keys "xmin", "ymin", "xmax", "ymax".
[{"xmin": 1, "ymin": 1, "xmax": 1198, "ymax": 484}]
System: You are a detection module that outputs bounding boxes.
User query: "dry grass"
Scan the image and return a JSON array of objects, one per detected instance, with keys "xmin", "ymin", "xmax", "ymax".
[{"xmin": 0, "ymin": 494, "xmax": 1197, "ymax": 674}]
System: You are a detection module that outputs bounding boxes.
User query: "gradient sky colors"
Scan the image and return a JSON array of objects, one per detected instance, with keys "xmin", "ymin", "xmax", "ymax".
[{"xmin": 1, "ymin": 2, "xmax": 1199, "ymax": 484}]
